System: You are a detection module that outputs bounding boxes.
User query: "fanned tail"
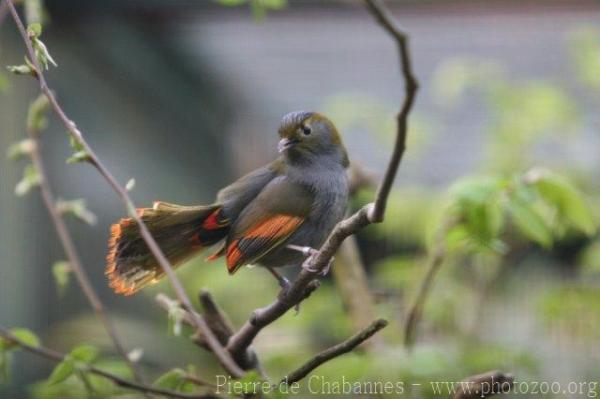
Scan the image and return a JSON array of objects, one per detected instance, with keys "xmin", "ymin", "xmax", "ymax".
[{"xmin": 106, "ymin": 201, "xmax": 229, "ymax": 295}]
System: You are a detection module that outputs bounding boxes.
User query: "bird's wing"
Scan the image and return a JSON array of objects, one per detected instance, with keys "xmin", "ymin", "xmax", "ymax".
[
  {"xmin": 221, "ymin": 176, "xmax": 313, "ymax": 274},
  {"xmin": 216, "ymin": 159, "xmax": 284, "ymax": 221}
]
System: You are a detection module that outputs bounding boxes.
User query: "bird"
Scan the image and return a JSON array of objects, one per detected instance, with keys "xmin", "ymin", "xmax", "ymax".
[{"xmin": 106, "ymin": 111, "xmax": 350, "ymax": 296}]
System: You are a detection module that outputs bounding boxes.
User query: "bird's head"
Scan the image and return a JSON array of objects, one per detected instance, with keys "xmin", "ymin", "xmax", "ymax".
[{"xmin": 277, "ymin": 111, "xmax": 349, "ymax": 168}]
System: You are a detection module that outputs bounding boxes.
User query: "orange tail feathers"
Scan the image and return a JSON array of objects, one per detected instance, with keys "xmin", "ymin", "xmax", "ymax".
[{"xmin": 106, "ymin": 202, "xmax": 229, "ymax": 295}]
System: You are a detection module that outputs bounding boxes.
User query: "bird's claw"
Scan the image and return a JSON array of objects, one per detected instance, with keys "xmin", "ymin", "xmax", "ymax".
[
  {"xmin": 321, "ymin": 257, "xmax": 334, "ymax": 276},
  {"xmin": 274, "ymin": 275, "xmax": 301, "ymax": 314},
  {"xmin": 301, "ymin": 254, "xmax": 334, "ymax": 276}
]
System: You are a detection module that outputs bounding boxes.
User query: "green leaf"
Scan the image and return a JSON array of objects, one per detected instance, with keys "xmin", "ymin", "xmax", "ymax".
[
  {"xmin": 47, "ymin": 359, "xmax": 75, "ymax": 385},
  {"xmin": 27, "ymin": 23, "xmax": 42, "ymax": 37},
  {"xmin": 11, "ymin": 328, "xmax": 40, "ymax": 348},
  {"xmin": 46, "ymin": 344, "xmax": 99, "ymax": 386},
  {"xmin": 153, "ymin": 368, "xmax": 186, "ymax": 390},
  {"xmin": 32, "ymin": 37, "xmax": 57, "ymax": 70},
  {"xmin": 445, "ymin": 176, "xmax": 507, "ymax": 249},
  {"xmin": 507, "ymin": 196, "xmax": 552, "ymax": 248},
  {"xmin": 7, "ymin": 139, "xmax": 35, "ymax": 161},
  {"xmin": 6, "ymin": 64, "xmax": 36, "ymax": 76},
  {"xmin": 528, "ymin": 169, "xmax": 596, "ymax": 236},
  {"xmin": 69, "ymin": 345, "xmax": 99, "ymax": 364},
  {"xmin": 27, "ymin": 93, "xmax": 50, "ymax": 133},
  {"xmin": 55, "ymin": 198, "xmax": 97, "ymax": 225},
  {"xmin": 92, "ymin": 359, "xmax": 131, "ymax": 380},
  {"xmin": 66, "ymin": 137, "xmax": 91, "ymax": 164},
  {"xmin": 248, "ymin": 0, "xmax": 287, "ymax": 20},
  {"xmin": 238, "ymin": 370, "xmax": 263, "ymax": 394},
  {"xmin": 52, "ymin": 261, "xmax": 71, "ymax": 296},
  {"xmin": 261, "ymin": 0, "xmax": 287, "ymax": 9},
  {"xmin": 15, "ymin": 164, "xmax": 40, "ymax": 196},
  {"xmin": 66, "ymin": 151, "xmax": 90, "ymax": 164}
]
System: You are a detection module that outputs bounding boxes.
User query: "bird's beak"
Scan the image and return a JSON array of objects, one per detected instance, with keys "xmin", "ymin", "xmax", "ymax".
[{"xmin": 278, "ymin": 138, "xmax": 298, "ymax": 153}]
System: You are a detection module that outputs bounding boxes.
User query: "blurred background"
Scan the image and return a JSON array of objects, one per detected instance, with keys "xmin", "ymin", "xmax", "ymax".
[{"xmin": 1, "ymin": 0, "xmax": 600, "ymax": 397}]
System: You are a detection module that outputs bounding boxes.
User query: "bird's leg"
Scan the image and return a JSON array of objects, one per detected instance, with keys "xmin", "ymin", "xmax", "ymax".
[
  {"xmin": 267, "ymin": 266, "xmax": 290, "ymax": 289},
  {"xmin": 287, "ymin": 245, "xmax": 334, "ymax": 276},
  {"xmin": 287, "ymin": 244, "xmax": 318, "ymax": 258},
  {"xmin": 267, "ymin": 266, "xmax": 301, "ymax": 314}
]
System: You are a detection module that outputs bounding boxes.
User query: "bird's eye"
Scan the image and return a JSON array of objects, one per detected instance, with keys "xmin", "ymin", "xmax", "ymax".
[{"xmin": 301, "ymin": 125, "xmax": 312, "ymax": 135}]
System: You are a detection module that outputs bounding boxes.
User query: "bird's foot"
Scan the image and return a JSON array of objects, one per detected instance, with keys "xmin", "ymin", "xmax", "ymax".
[
  {"xmin": 300, "ymin": 252, "xmax": 334, "ymax": 277},
  {"xmin": 268, "ymin": 267, "xmax": 291, "ymax": 293},
  {"xmin": 267, "ymin": 266, "xmax": 301, "ymax": 314}
]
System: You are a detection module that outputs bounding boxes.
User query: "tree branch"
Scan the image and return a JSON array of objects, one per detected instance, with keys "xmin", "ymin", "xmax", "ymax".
[
  {"xmin": 0, "ymin": 326, "xmax": 220, "ymax": 399},
  {"xmin": 363, "ymin": 0, "xmax": 419, "ymax": 223},
  {"xmin": 4, "ymin": 0, "xmax": 243, "ymax": 378},
  {"xmin": 198, "ymin": 290, "xmax": 235, "ymax": 346},
  {"xmin": 23, "ymin": 94, "xmax": 148, "ymax": 388},
  {"xmin": 281, "ymin": 319, "xmax": 388, "ymax": 385},
  {"xmin": 226, "ymin": 0, "xmax": 418, "ymax": 367},
  {"xmin": 404, "ymin": 216, "xmax": 456, "ymax": 348},
  {"xmin": 452, "ymin": 371, "xmax": 514, "ymax": 399},
  {"xmin": 333, "ymin": 235, "xmax": 381, "ymax": 345},
  {"xmin": 155, "ymin": 293, "xmax": 209, "ymax": 349},
  {"xmin": 156, "ymin": 293, "xmax": 266, "ymax": 376}
]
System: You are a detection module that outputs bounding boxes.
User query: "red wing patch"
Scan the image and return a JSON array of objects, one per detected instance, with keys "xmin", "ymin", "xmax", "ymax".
[
  {"xmin": 225, "ymin": 215, "xmax": 304, "ymax": 274},
  {"xmin": 202, "ymin": 208, "xmax": 227, "ymax": 231}
]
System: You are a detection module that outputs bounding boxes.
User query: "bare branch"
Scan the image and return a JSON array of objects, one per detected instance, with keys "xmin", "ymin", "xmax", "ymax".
[
  {"xmin": 404, "ymin": 217, "xmax": 456, "ymax": 348},
  {"xmin": 226, "ymin": 0, "xmax": 418, "ymax": 365},
  {"xmin": 5, "ymin": 0, "xmax": 243, "ymax": 378},
  {"xmin": 199, "ymin": 290, "xmax": 235, "ymax": 346},
  {"xmin": 403, "ymin": 242, "xmax": 445, "ymax": 348},
  {"xmin": 333, "ymin": 235, "xmax": 380, "ymax": 345},
  {"xmin": 364, "ymin": 0, "xmax": 419, "ymax": 223},
  {"xmin": 155, "ymin": 293, "xmax": 208, "ymax": 349},
  {"xmin": 452, "ymin": 371, "xmax": 514, "ymax": 399},
  {"xmin": 281, "ymin": 319, "xmax": 388, "ymax": 385},
  {"xmin": 0, "ymin": 326, "xmax": 220, "ymax": 399},
  {"xmin": 22, "ymin": 94, "xmax": 148, "ymax": 387}
]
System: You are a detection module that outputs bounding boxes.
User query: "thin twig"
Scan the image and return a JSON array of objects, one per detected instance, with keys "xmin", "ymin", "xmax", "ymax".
[
  {"xmin": 226, "ymin": 0, "xmax": 418, "ymax": 367},
  {"xmin": 451, "ymin": 371, "xmax": 514, "ymax": 399},
  {"xmin": 333, "ymin": 235, "xmax": 381, "ymax": 346},
  {"xmin": 281, "ymin": 319, "xmax": 388, "ymax": 385},
  {"xmin": 155, "ymin": 293, "xmax": 208, "ymax": 349},
  {"xmin": 364, "ymin": 0, "xmax": 419, "ymax": 223},
  {"xmin": 156, "ymin": 293, "xmax": 266, "ymax": 377},
  {"xmin": 199, "ymin": 290, "xmax": 235, "ymax": 346},
  {"xmin": 0, "ymin": 326, "xmax": 220, "ymax": 399},
  {"xmin": 24, "ymin": 96, "xmax": 148, "ymax": 388},
  {"xmin": 5, "ymin": 0, "xmax": 243, "ymax": 378},
  {"xmin": 404, "ymin": 217, "xmax": 455, "ymax": 348}
]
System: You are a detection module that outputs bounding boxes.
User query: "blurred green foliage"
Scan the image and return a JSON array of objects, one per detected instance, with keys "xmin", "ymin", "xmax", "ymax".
[
  {"xmin": 214, "ymin": 0, "xmax": 287, "ymax": 20},
  {"xmin": 569, "ymin": 26, "xmax": 600, "ymax": 91}
]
